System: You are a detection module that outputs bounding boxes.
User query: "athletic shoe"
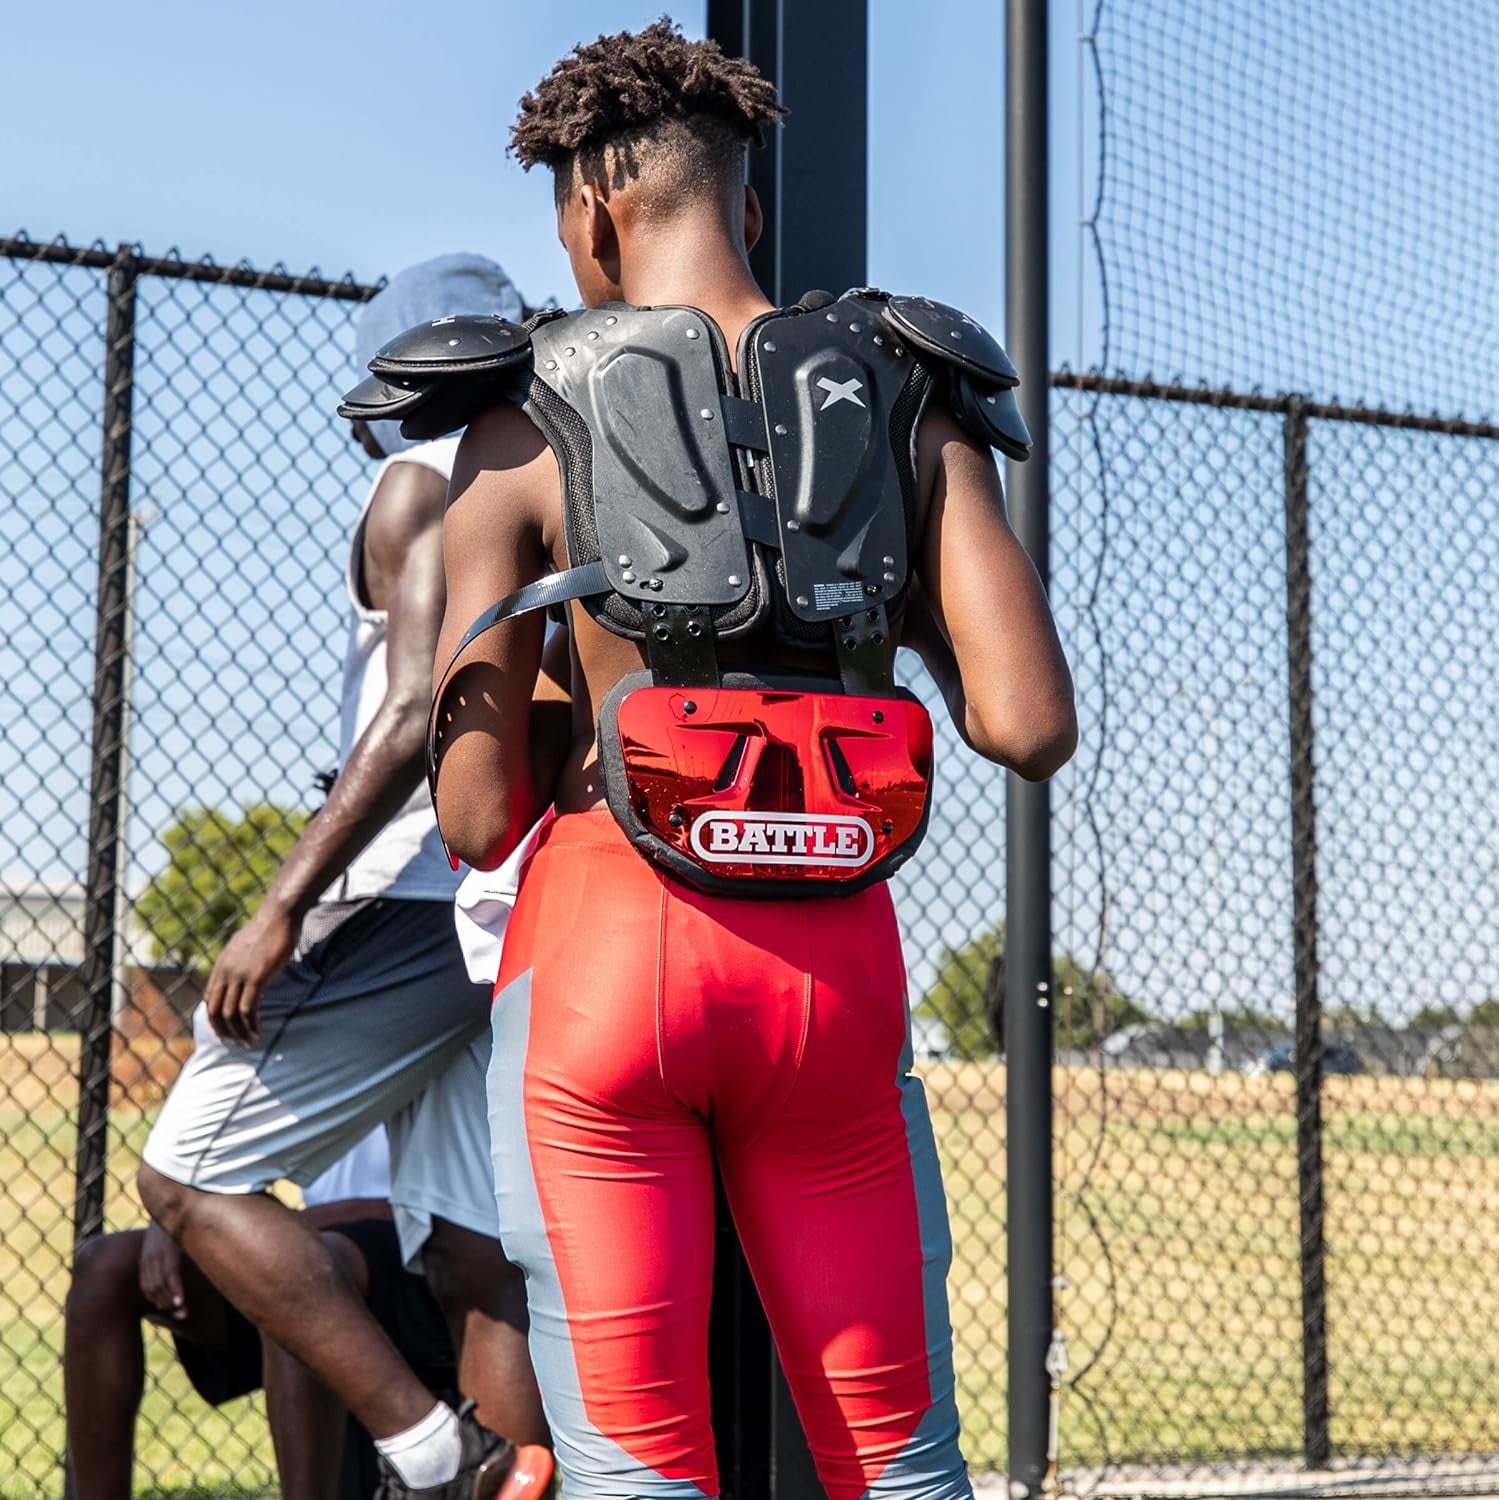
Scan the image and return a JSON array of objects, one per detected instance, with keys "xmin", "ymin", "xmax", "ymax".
[{"xmin": 374, "ymin": 1400, "xmax": 555, "ymax": 1500}]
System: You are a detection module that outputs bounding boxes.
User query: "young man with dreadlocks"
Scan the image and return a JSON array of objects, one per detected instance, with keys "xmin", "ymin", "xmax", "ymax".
[{"xmin": 343, "ymin": 21, "xmax": 1075, "ymax": 1500}]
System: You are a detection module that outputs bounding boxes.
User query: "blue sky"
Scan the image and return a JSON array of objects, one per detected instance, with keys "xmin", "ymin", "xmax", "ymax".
[
  {"xmin": 4, "ymin": 1, "xmax": 1492, "ymax": 1028},
  {"xmin": 0, "ymin": 0, "xmax": 1092, "ymax": 997},
  {"xmin": 0, "ymin": 0, "xmax": 1085, "ymax": 343}
]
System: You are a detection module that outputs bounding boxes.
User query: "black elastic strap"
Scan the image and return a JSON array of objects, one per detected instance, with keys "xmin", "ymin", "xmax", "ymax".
[
  {"xmin": 426, "ymin": 560, "xmax": 611, "ymax": 796},
  {"xmin": 721, "ymin": 395, "xmax": 770, "ymax": 452},
  {"xmin": 642, "ymin": 602, "xmax": 720, "ymax": 687},
  {"xmin": 832, "ymin": 603, "xmax": 896, "ymax": 696},
  {"xmin": 736, "ymin": 489, "xmax": 782, "ymax": 548}
]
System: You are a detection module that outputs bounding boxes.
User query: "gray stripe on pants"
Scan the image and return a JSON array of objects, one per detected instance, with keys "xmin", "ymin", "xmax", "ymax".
[{"xmin": 487, "ymin": 968, "xmax": 714, "ymax": 1500}]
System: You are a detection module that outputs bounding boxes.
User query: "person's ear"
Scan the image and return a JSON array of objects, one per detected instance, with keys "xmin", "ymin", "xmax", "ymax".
[
  {"xmin": 581, "ymin": 183, "xmax": 617, "ymax": 262},
  {"xmin": 743, "ymin": 185, "xmax": 763, "ymax": 254}
]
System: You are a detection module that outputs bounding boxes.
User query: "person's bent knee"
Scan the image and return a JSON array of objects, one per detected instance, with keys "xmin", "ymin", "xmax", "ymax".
[
  {"xmin": 421, "ymin": 1220, "xmax": 523, "ymax": 1320},
  {"xmin": 136, "ymin": 1161, "xmax": 192, "ymax": 1237},
  {"xmin": 67, "ymin": 1230, "xmax": 146, "ymax": 1322}
]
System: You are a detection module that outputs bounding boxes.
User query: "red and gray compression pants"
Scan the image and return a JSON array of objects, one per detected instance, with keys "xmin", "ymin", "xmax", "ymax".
[{"xmin": 487, "ymin": 809, "xmax": 971, "ymax": 1500}]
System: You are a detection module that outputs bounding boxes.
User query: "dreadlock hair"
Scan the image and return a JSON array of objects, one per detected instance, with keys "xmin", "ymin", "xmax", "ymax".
[{"xmin": 511, "ymin": 19, "xmax": 785, "ymax": 218}]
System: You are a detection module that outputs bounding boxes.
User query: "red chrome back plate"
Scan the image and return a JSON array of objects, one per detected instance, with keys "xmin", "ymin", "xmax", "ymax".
[{"xmin": 612, "ymin": 685, "xmax": 933, "ymax": 886}]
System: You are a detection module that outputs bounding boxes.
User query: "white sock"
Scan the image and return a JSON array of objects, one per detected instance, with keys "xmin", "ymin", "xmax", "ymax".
[{"xmin": 374, "ymin": 1402, "xmax": 464, "ymax": 1489}]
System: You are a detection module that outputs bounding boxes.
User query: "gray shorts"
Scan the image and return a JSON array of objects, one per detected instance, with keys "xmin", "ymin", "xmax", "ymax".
[{"xmin": 142, "ymin": 897, "xmax": 498, "ymax": 1267}]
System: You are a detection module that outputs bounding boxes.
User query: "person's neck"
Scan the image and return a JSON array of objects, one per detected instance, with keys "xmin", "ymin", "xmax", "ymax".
[{"xmin": 615, "ymin": 223, "xmax": 774, "ymax": 357}]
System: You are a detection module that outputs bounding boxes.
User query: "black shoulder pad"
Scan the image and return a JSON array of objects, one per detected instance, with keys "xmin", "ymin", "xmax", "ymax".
[
  {"xmin": 881, "ymin": 295, "xmax": 1019, "ymax": 388},
  {"xmin": 369, "ymin": 313, "xmax": 531, "ymax": 379},
  {"xmin": 947, "ymin": 374, "xmax": 1032, "ymax": 462},
  {"xmin": 338, "ymin": 372, "xmax": 436, "ymax": 424},
  {"xmin": 337, "ymin": 314, "xmax": 535, "ymax": 441}
]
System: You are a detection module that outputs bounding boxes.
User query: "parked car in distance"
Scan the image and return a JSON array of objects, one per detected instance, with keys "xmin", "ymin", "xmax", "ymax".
[{"xmin": 1250, "ymin": 1040, "xmax": 1362, "ymax": 1076}]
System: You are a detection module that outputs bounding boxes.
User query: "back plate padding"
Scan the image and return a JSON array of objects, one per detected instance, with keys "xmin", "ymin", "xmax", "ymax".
[
  {"xmin": 749, "ymin": 302, "xmax": 919, "ymax": 624},
  {"xmin": 529, "ymin": 310, "xmax": 754, "ymax": 637}
]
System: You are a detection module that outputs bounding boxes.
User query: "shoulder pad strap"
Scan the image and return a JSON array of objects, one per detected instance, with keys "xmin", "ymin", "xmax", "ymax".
[
  {"xmin": 881, "ymin": 295, "xmax": 1019, "ymax": 388},
  {"xmin": 337, "ymin": 313, "xmax": 534, "ymax": 442}
]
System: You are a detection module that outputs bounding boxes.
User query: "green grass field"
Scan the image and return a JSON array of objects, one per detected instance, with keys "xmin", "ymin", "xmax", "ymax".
[{"xmin": 5, "ymin": 1040, "xmax": 1499, "ymax": 1494}]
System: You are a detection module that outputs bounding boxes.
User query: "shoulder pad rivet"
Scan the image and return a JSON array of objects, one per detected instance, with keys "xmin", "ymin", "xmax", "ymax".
[
  {"xmin": 786, "ymin": 519, "xmax": 800, "ymax": 532},
  {"xmin": 882, "ymin": 555, "xmax": 896, "ymax": 566},
  {"xmin": 700, "ymin": 409, "xmax": 714, "ymax": 420},
  {"xmin": 587, "ymin": 330, "xmax": 600, "ymax": 341},
  {"xmin": 774, "ymin": 423, "xmax": 788, "ymax": 436},
  {"xmin": 622, "ymin": 571, "xmax": 636, "ymax": 584},
  {"xmin": 825, "ymin": 312, "xmax": 838, "ymax": 322},
  {"xmin": 618, "ymin": 554, "xmax": 632, "ymax": 566},
  {"xmin": 987, "ymin": 395, "xmax": 997, "ymax": 404},
  {"xmin": 685, "ymin": 328, "xmax": 701, "ymax": 339},
  {"xmin": 649, "ymin": 579, "xmax": 664, "ymax": 591},
  {"xmin": 716, "ymin": 501, "xmax": 731, "ymax": 514},
  {"xmin": 883, "ymin": 571, "xmax": 897, "ymax": 583},
  {"xmin": 606, "ymin": 315, "xmax": 618, "ymax": 325},
  {"xmin": 950, "ymin": 330, "xmax": 963, "ymax": 339},
  {"xmin": 849, "ymin": 322, "xmax": 862, "ymax": 333},
  {"xmin": 894, "ymin": 347, "xmax": 905, "ymax": 358},
  {"xmin": 728, "ymin": 574, "xmax": 743, "ymax": 587},
  {"xmin": 865, "ymin": 584, "xmax": 880, "ymax": 595},
  {"xmin": 796, "ymin": 595, "xmax": 809, "ymax": 607},
  {"xmin": 564, "ymin": 347, "xmax": 576, "ymax": 356},
  {"xmin": 448, "ymin": 338, "xmax": 460, "ymax": 347},
  {"xmin": 546, "ymin": 360, "xmax": 558, "ymax": 370},
  {"xmin": 874, "ymin": 334, "xmax": 885, "ymax": 345},
  {"xmin": 763, "ymin": 341, "xmax": 777, "ymax": 353}
]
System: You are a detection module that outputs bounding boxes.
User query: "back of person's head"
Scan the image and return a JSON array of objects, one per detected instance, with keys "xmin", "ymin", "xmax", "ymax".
[
  {"xmin": 511, "ymin": 20, "xmax": 784, "ymax": 223},
  {"xmin": 352, "ymin": 253, "xmax": 523, "ymax": 456}
]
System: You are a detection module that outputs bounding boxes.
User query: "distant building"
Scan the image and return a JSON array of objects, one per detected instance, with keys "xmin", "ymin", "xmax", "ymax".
[{"xmin": 0, "ymin": 881, "xmax": 200, "ymax": 1038}]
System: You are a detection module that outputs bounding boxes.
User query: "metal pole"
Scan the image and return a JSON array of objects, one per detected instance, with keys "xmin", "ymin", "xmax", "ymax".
[
  {"xmin": 1006, "ymin": 0, "xmax": 1055, "ymax": 1494},
  {"xmin": 1283, "ymin": 398, "xmax": 1331, "ymax": 1467},
  {"xmin": 701, "ymin": 7, "xmax": 867, "ymax": 1494},
  {"xmin": 706, "ymin": 0, "xmax": 868, "ymax": 302},
  {"xmin": 73, "ymin": 247, "xmax": 138, "ymax": 1249}
]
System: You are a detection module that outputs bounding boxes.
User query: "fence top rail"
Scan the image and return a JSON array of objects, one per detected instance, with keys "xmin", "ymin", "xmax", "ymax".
[
  {"xmin": 1051, "ymin": 369, "xmax": 1499, "ymax": 441},
  {"xmin": 1, "ymin": 233, "xmax": 381, "ymax": 302}
]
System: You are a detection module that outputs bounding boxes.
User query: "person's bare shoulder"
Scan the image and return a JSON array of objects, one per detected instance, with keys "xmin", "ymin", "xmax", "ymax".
[{"xmin": 451, "ymin": 404, "xmax": 555, "ymax": 519}]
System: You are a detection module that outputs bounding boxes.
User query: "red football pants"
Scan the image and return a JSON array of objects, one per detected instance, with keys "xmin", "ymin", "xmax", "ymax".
[{"xmin": 487, "ymin": 810, "xmax": 969, "ymax": 1500}]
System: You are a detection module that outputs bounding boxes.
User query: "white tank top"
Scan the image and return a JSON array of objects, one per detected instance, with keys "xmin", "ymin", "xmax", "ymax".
[
  {"xmin": 323, "ymin": 438, "xmax": 462, "ymax": 903},
  {"xmin": 303, "ymin": 1127, "xmax": 391, "ymax": 1206}
]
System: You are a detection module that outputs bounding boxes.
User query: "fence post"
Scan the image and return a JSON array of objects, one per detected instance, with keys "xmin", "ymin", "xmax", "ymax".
[
  {"xmin": 703, "ymin": 5, "xmax": 868, "ymax": 1493},
  {"xmin": 73, "ymin": 246, "xmax": 138, "ymax": 1250},
  {"xmin": 1006, "ymin": 0, "xmax": 1055, "ymax": 1494},
  {"xmin": 1282, "ymin": 397, "xmax": 1331, "ymax": 1468}
]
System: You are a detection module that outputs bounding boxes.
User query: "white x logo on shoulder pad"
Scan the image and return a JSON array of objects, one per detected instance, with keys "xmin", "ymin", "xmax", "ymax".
[{"xmin": 816, "ymin": 376, "xmax": 866, "ymax": 410}]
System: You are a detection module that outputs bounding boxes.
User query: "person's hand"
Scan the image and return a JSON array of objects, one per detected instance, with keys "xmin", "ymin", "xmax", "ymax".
[
  {"xmin": 138, "ymin": 1221, "xmax": 187, "ymax": 1321},
  {"xmin": 205, "ymin": 902, "xmax": 300, "ymax": 1044}
]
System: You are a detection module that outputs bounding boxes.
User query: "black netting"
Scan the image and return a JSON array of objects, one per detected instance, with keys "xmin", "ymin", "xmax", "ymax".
[{"xmin": 1050, "ymin": 1, "xmax": 1499, "ymax": 1491}]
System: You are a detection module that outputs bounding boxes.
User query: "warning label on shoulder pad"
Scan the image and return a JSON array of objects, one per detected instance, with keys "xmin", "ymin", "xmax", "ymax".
[{"xmin": 813, "ymin": 581, "xmax": 867, "ymax": 611}]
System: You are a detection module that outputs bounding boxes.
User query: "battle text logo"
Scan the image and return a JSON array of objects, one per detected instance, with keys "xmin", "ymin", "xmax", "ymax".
[{"xmin": 689, "ymin": 811, "xmax": 875, "ymax": 868}]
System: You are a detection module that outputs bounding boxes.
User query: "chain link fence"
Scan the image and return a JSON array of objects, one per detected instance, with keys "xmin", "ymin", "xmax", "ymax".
[
  {"xmin": 3, "ymin": 6, "xmax": 1498, "ymax": 1480},
  {"xmin": 1045, "ymin": 0, "xmax": 1499, "ymax": 1491},
  {"xmin": 1, "ymin": 237, "xmax": 376, "ymax": 1497}
]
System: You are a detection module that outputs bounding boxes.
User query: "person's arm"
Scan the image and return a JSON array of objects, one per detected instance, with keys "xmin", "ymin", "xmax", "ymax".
[
  {"xmin": 909, "ymin": 403, "xmax": 1077, "ymax": 778},
  {"xmin": 429, "ymin": 404, "xmax": 556, "ymax": 870},
  {"xmin": 205, "ymin": 461, "xmax": 450, "ymax": 1043}
]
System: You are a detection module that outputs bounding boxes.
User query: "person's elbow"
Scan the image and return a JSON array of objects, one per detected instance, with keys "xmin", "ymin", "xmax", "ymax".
[
  {"xmin": 434, "ymin": 783, "xmax": 518, "ymax": 873},
  {"xmin": 967, "ymin": 685, "xmax": 1078, "ymax": 781}
]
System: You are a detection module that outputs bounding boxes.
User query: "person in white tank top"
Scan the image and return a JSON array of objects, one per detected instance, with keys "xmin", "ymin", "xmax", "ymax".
[{"xmin": 134, "ymin": 255, "xmax": 554, "ymax": 1500}]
